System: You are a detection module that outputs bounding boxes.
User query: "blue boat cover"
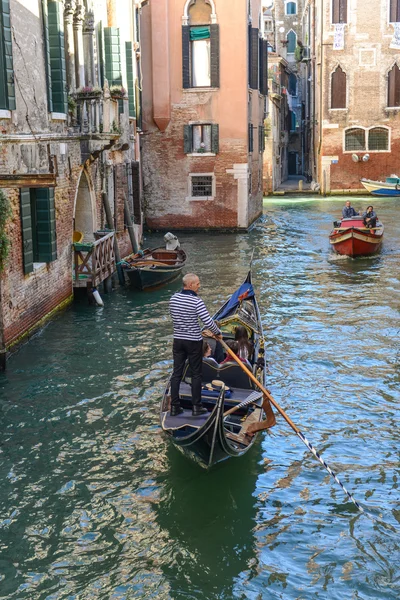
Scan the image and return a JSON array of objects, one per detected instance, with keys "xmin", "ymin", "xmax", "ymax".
[{"xmin": 217, "ymin": 283, "xmax": 255, "ymax": 320}]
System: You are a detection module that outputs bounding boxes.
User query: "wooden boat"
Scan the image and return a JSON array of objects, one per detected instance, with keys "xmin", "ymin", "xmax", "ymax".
[
  {"xmin": 160, "ymin": 273, "xmax": 274, "ymax": 468},
  {"xmin": 121, "ymin": 246, "xmax": 186, "ymax": 290},
  {"xmin": 329, "ymin": 215, "xmax": 384, "ymax": 257},
  {"xmin": 360, "ymin": 176, "xmax": 400, "ymax": 196}
]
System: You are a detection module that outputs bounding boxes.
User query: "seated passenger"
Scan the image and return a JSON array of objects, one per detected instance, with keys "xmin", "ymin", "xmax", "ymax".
[
  {"xmin": 234, "ymin": 325, "xmax": 254, "ymax": 362},
  {"xmin": 202, "ymin": 341, "xmax": 219, "ymax": 365},
  {"xmin": 342, "ymin": 201, "xmax": 359, "ymax": 218},
  {"xmin": 220, "ymin": 340, "xmax": 250, "ymax": 366},
  {"xmin": 362, "ymin": 205, "xmax": 377, "ymax": 228}
]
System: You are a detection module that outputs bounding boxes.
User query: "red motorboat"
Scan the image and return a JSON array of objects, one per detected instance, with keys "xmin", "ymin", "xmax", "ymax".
[{"xmin": 329, "ymin": 216, "xmax": 384, "ymax": 257}]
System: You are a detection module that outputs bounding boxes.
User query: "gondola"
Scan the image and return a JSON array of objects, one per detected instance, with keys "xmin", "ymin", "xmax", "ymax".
[{"xmin": 160, "ymin": 273, "xmax": 274, "ymax": 468}]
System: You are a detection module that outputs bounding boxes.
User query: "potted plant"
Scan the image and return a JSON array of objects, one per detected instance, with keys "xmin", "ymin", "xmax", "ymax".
[
  {"xmin": 109, "ymin": 85, "xmax": 127, "ymax": 99},
  {"xmin": 75, "ymin": 85, "xmax": 102, "ymax": 98}
]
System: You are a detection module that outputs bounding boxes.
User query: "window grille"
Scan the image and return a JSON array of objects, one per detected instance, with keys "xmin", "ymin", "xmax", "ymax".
[
  {"xmin": 345, "ymin": 128, "xmax": 365, "ymax": 151},
  {"xmin": 191, "ymin": 175, "xmax": 213, "ymax": 197},
  {"xmin": 368, "ymin": 128, "xmax": 389, "ymax": 151}
]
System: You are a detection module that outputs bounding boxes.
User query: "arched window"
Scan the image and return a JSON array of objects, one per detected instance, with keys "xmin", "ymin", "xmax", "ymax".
[
  {"xmin": 331, "ymin": 66, "xmax": 346, "ymax": 108},
  {"xmin": 290, "ymin": 111, "xmax": 297, "ymax": 131},
  {"xmin": 345, "ymin": 128, "xmax": 366, "ymax": 151},
  {"xmin": 287, "ymin": 30, "xmax": 297, "ymax": 53},
  {"xmin": 286, "ymin": 2, "xmax": 297, "ymax": 15},
  {"xmin": 182, "ymin": 0, "xmax": 219, "ymax": 89},
  {"xmin": 368, "ymin": 127, "xmax": 389, "ymax": 151},
  {"xmin": 288, "ymin": 73, "xmax": 297, "ymax": 95},
  {"xmin": 388, "ymin": 64, "xmax": 400, "ymax": 107}
]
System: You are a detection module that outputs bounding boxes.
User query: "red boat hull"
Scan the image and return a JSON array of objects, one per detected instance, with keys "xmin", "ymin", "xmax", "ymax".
[{"xmin": 329, "ymin": 227, "xmax": 383, "ymax": 257}]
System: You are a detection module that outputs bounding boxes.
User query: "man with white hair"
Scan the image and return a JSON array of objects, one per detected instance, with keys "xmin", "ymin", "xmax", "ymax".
[{"xmin": 169, "ymin": 273, "xmax": 222, "ymax": 417}]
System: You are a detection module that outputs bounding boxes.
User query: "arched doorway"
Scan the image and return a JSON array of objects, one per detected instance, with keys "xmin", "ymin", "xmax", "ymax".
[{"xmin": 74, "ymin": 170, "xmax": 96, "ymax": 241}]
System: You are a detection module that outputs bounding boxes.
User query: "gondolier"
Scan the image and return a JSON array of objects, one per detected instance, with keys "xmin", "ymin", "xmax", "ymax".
[{"xmin": 169, "ymin": 273, "xmax": 222, "ymax": 417}]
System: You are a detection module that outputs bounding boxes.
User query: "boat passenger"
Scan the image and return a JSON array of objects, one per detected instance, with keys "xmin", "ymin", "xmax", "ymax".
[
  {"xmin": 169, "ymin": 273, "xmax": 222, "ymax": 417},
  {"xmin": 342, "ymin": 201, "xmax": 359, "ymax": 218},
  {"xmin": 234, "ymin": 325, "xmax": 254, "ymax": 362},
  {"xmin": 202, "ymin": 341, "xmax": 219, "ymax": 365},
  {"xmin": 362, "ymin": 205, "xmax": 377, "ymax": 229},
  {"xmin": 220, "ymin": 340, "xmax": 250, "ymax": 366}
]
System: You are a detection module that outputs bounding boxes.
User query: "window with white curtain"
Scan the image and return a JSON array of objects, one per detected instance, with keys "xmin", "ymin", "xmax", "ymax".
[{"xmin": 191, "ymin": 39, "xmax": 211, "ymax": 87}]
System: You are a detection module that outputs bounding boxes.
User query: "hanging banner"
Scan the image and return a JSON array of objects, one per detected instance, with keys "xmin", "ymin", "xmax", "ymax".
[
  {"xmin": 333, "ymin": 24, "xmax": 345, "ymax": 50},
  {"xmin": 390, "ymin": 23, "xmax": 400, "ymax": 49}
]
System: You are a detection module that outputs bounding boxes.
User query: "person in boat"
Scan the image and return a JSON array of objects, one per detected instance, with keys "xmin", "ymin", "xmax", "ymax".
[
  {"xmin": 234, "ymin": 325, "xmax": 254, "ymax": 362},
  {"xmin": 220, "ymin": 340, "xmax": 250, "ymax": 366},
  {"xmin": 342, "ymin": 201, "xmax": 359, "ymax": 218},
  {"xmin": 169, "ymin": 273, "xmax": 222, "ymax": 417},
  {"xmin": 362, "ymin": 205, "xmax": 377, "ymax": 229},
  {"xmin": 202, "ymin": 341, "xmax": 219, "ymax": 365}
]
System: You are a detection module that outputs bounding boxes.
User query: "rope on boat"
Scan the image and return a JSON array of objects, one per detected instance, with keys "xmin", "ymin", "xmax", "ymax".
[{"xmin": 296, "ymin": 430, "xmax": 364, "ymax": 513}]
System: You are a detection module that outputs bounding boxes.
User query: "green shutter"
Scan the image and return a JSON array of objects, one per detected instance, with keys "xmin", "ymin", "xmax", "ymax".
[
  {"xmin": 250, "ymin": 28, "xmax": 259, "ymax": 90},
  {"xmin": 35, "ymin": 188, "xmax": 57, "ymax": 263},
  {"xmin": 98, "ymin": 21, "xmax": 105, "ymax": 88},
  {"xmin": 248, "ymin": 124, "xmax": 254, "ymax": 153},
  {"xmin": 259, "ymin": 38, "xmax": 269, "ymax": 96},
  {"xmin": 182, "ymin": 26, "xmax": 190, "ymax": 89},
  {"xmin": 0, "ymin": 0, "xmax": 16, "ymax": 110},
  {"xmin": 125, "ymin": 41, "xmax": 136, "ymax": 118},
  {"xmin": 41, "ymin": 0, "xmax": 53, "ymax": 111},
  {"xmin": 210, "ymin": 24, "xmax": 220, "ymax": 88},
  {"xmin": 104, "ymin": 27, "xmax": 122, "ymax": 86},
  {"xmin": 211, "ymin": 124, "xmax": 219, "ymax": 154},
  {"xmin": 20, "ymin": 189, "xmax": 34, "ymax": 274},
  {"xmin": 48, "ymin": 0, "xmax": 67, "ymax": 113},
  {"xmin": 184, "ymin": 125, "xmax": 191, "ymax": 153}
]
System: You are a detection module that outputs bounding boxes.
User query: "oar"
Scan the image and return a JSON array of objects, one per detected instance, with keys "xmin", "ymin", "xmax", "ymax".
[{"xmin": 217, "ymin": 337, "xmax": 364, "ymax": 513}]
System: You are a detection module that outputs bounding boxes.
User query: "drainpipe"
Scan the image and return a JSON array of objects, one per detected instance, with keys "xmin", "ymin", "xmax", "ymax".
[
  {"xmin": 0, "ymin": 279, "xmax": 5, "ymax": 371},
  {"xmin": 317, "ymin": 0, "xmax": 324, "ymax": 186}
]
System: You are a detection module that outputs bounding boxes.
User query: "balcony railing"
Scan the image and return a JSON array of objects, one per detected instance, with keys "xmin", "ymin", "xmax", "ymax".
[
  {"xmin": 73, "ymin": 91, "xmax": 120, "ymax": 136},
  {"xmin": 73, "ymin": 231, "xmax": 116, "ymax": 288}
]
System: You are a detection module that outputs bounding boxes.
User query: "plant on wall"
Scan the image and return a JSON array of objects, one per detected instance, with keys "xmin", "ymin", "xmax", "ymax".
[{"xmin": 0, "ymin": 190, "xmax": 12, "ymax": 273}]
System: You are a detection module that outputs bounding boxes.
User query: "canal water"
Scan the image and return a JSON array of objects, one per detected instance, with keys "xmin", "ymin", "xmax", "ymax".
[{"xmin": 0, "ymin": 197, "xmax": 399, "ymax": 599}]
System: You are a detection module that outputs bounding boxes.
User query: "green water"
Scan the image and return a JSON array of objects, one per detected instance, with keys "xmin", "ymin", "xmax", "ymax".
[{"xmin": 0, "ymin": 197, "xmax": 399, "ymax": 599}]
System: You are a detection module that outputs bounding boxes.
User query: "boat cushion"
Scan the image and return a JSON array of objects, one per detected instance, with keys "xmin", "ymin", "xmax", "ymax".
[{"xmin": 183, "ymin": 358, "xmax": 254, "ymax": 389}]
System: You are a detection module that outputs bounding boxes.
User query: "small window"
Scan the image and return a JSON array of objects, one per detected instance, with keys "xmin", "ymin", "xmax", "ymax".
[
  {"xmin": 191, "ymin": 175, "xmax": 213, "ymax": 197},
  {"xmin": 264, "ymin": 19, "xmax": 273, "ymax": 33},
  {"xmin": 184, "ymin": 123, "xmax": 219, "ymax": 154},
  {"xmin": 332, "ymin": 0, "xmax": 347, "ymax": 23},
  {"xmin": 286, "ymin": 2, "xmax": 297, "ymax": 15},
  {"xmin": 331, "ymin": 66, "xmax": 346, "ymax": 108},
  {"xmin": 287, "ymin": 30, "xmax": 297, "ymax": 53},
  {"xmin": 345, "ymin": 128, "xmax": 366, "ymax": 151},
  {"xmin": 388, "ymin": 64, "xmax": 400, "ymax": 107},
  {"xmin": 368, "ymin": 127, "xmax": 389, "ymax": 151},
  {"xmin": 288, "ymin": 73, "xmax": 297, "ymax": 95},
  {"xmin": 248, "ymin": 123, "xmax": 254, "ymax": 153},
  {"xmin": 390, "ymin": 0, "xmax": 400, "ymax": 22}
]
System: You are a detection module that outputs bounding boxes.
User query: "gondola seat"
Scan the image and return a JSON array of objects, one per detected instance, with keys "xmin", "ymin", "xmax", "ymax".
[{"xmin": 217, "ymin": 363, "xmax": 254, "ymax": 390}]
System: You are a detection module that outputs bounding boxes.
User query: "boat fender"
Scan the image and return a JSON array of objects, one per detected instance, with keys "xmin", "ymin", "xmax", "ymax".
[{"xmin": 92, "ymin": 288, "xmax": 104, "ymax": 307}]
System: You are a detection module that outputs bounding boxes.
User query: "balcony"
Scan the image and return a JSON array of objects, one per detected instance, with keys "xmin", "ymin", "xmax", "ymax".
[{"xmin": 73, "ymin": 231, "xmax": 116, "ymax": 289}]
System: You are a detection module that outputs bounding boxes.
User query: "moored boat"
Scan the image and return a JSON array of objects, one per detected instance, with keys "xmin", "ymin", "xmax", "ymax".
[
  {"xmin": 360, "ymin": 176, "xmax": 400, "ymax": 196},
  {"xmin": 121, "ymin": 234, "xmax": 186, "ymax": 290},
  {"xmin": 329, "ymin": 215, "xmax": 384, "ymax": 257},
  {"xmin": 160, "ymin": 273, "xmax": 275, "ymax": 468}
]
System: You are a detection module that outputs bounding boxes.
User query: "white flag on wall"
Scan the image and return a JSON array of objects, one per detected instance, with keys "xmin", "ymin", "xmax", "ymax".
[
  {"xmin": 390, "ymin": 23, "xmax": 400, "ymax": 49},
  {"xmin": 333, "ymin": 24, "xmax": 345, "ymax": 50}
]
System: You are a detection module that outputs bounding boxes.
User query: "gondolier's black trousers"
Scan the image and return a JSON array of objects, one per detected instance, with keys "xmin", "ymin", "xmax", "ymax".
[{"xmin": 171, "ymin": 339, "xmax": 203, "ymax": 407}]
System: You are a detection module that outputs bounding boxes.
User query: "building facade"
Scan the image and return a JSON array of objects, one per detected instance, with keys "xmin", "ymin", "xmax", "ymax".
[
  {"xmin": 140, "ymin": 0, "xmax": 268, "ymax": 230},
  {"xmin": 0, "ymin": 0, "xmax": 145, "ymax": 367}
]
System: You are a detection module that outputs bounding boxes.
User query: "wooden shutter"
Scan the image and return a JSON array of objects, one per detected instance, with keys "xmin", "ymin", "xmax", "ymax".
[
  {"xmin": 36, "ymin": 188, "xmax": 57, "ymax": 263},
  {"xmin": 331, "ymin": 66, "xmax": 346, "ymax": 108},
  {"xmin": 248, "ymin": 24, "xmax": 252, "ymax": 87},
  {"xmin": 211, "ymin": 124, "xmax": 219, "ymax": 154},
  {"xmin": 333, "ymin": 0, "xmax": 347, "ymax": 23},
  {"xmin": 41, "ymin": 0, "xmax": 53, "ymax": 111},
  {"xmin": 251, "ymin": 28, "xmax": 259, "ymax": 90},
  {"xmin": 388, "ymin": 64, "xmax": 400, "ymax": 107},
  {"xmin": 184, "ymin": 124, "xmax": 192, "ymax": 153},
  {"xmin": 210, "ymin": 24, "xmax": 220, "ymax": 88},
  {"xmin": 0, "ymin": 0, "xmax": 16, "ymax": 110},
  {"xmin": 104, "ymin": 27, "xmax": 122, "ymax": 86},
  {"xmin": 125, "ymin": 41, "xmax": 136, "ymax": 118},
  {"xmin": 259, "ymin": 39, "xmax": 268, "ymax": 95},
  {"xmin": 248, "ymin": 123, "xmax": 254, "ymax": 152},
  {"xmin": 20, "ymin": 189, "xmax": 34, "ymax": 274},
  {"xmin": 131, "ymin": 161, "xmax": 141, "ymax": 225},
  {"xmin": 390, "ymin": 0, "xmax": 400, "ymax": 22},
  {"xmin": 182, "ymin": 25, "xmax": 190, "ymax": 88},
  {"xmin": 48, "ymin": 0, "xmax": 67, "ymax": 113}
]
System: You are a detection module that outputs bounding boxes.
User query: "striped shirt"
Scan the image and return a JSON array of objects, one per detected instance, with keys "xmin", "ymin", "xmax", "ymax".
[{"xmin": 169, "ymin": 289, "xmax": 221, "ymax": 341}]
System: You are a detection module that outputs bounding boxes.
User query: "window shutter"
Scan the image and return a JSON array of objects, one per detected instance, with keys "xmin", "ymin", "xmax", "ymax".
[
  {"xmin": 331, "ymin": 66, "xmax": 346, "ymax": 108},
  {"xmin": 333, "ymin": 0, "xmax": 347, "ymax": 23},
  {"xmin": 388, "ymin": 64, "xmax": 400, "ymax": 107},
  {"xmin": 390, "ymin": 0, "xmax": 400, "ymax": 22},
  {"xmin": 98, "ymin": 21, "xmax": 105, "ymax": 88},
  {"xmin": 248, "ymin": 123, "xmax": 254, "ymax": 152},
  {"xmin": 251, "ymin": 28, "xmax": 259, "ymax": 90},
  {"xmin": 259, "ymin": 39, "xmax": 268, "ymax": 95},
  {"xmin": 182, "ymin": 25, "xmax": 190, "ymax": 88},
  {"xmin": 48, "ymin": 0, "xmax": 67, "ymax": 113},
  {"xmin": 125, "ymin": 41, "xmax": 136, "ymax": 118},
  {"xmin": 211, "ymin": 124, "xmax": 219, "ymax": 154},
  {"xmin": 104, "ymin": 26, "xmax": 122, "ymax": 86},
  {"xmin": 184, "ymin": 125, "xmax": 192, "ymax": 153},
  {"xmin": 0, "ymin": 0, "xmax": 16, "ymax": 110},
  {"xmin": 41, "ymin": 0, "xmax": 53, "ymax": 112},
  {"xmin": 131, "ymin": 161, "xmax": 141, "ymax": 225},
  {"xmin": 248, "ymin": 24, "xmax": 252, "ymax": 88},
  {"xmin": 35, "ymin": 188, "xmax": 57, "ymax": 263},
  {"xmin": 20, "ymin": 189, "xmax": 34, "ymax": 274},
  {"xmin": 210, "ymin": 24, "xmax": 220, "ymax": 88}
]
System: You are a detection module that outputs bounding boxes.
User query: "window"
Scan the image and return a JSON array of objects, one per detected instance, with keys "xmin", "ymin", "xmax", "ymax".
[
  {"xmin": 258, "ymin": 125, "xmax": 265, "ymax": 152},
  {"xmin": 290, "ymin": 111, "xmax": 297, "ymax": 131},
  {"xmin": 20, "ymin": 188, "xmax": 57, "ymax": 274},
  {"xmin": 331, "ymin": 66, "xmax": 346, "ymax": 108},
  {"xmin": 191, "ymin": 27, "xmax": 211, "ymax": 87},
  {"xmin": 248, "ymin": 123, "xmax": 254, "ymax": 152},
  {"xmin": 248, "ymin": 26, "xmax": 259, "ymax": 89},
  {"xmin": 287, "ymin": 30, "xmax": 297, "ymax": 53},
  {"xmin": 389, "ymin": 0, "xmax": 400, "ymax": 22},
  {"xmin": 286, "ymin": 2, "xmax": 297, "ymax": 15},
  {"xmin": 368, "ymin": 127, "xmax": 389, "ymax": 151},
  {"xmin": 345, "ymin": 128, "xmax": 366, "ymax": 151},
  {"xmin": 288, "ymin": 73, "xmax": 297, "ymax": 95},
  {"xmin": 332, "ymin": 0, "xmax": 347, "ymax": 23},
  {"xmin": 388, "ymin": 63, "xmax": 400, "ymax": 107},
  {"xmin": 182, "ymin": 1, "xmax": 219, "ymax": 90},
  {"xmin": 0, "ymin": 0, "xmax": 16, "ymax": 110},
  {"xmin": 264, "ymin": 18, "xmax": 273, "ymax": 32},
  {"xmin": 191, "ymin": 175, "xmax": 213, "ymax": 197},
  {"xmin": 184, "ymin": 123, "xmax": 219, "ymax": 154}
]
